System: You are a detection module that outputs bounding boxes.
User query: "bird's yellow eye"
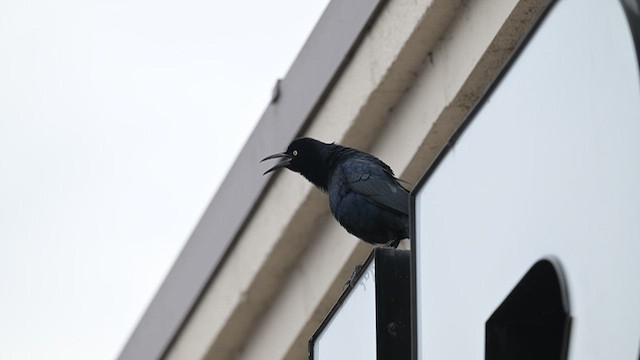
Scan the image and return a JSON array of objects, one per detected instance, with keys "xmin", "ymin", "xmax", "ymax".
[{"xmin": 293, "ymin": 150, "xmax": 298, "ymax": 156}]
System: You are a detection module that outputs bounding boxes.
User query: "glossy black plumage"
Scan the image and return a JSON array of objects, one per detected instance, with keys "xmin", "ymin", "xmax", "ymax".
[{"xmin": 262, "ymin": 137, "xmax": 409, "ymax": 247}]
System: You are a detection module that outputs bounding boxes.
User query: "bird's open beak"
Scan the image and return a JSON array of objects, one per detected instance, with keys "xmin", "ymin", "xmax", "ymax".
[{"xmin": 261, "ymin": 152, "xmax": 292, "ymax": 175}]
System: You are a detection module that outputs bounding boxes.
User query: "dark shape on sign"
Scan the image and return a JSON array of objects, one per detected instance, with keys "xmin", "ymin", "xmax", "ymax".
[{"xmin": 486, "ymin": 259, "xmax": 571, "ymax": 360}]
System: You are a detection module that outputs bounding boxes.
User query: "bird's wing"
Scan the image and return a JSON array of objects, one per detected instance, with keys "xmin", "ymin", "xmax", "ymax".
[{"xmin": 344, "ymin": 161, "xmax": 409, "ymax": 215}]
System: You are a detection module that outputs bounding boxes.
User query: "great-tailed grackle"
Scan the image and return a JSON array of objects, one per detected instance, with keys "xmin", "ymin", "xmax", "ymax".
[{"xmin": 262, "ymin": 137, "xmax": 409, "ymax": 248}]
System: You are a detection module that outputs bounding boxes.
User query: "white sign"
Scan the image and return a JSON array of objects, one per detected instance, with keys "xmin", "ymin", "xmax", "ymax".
[
  {"xmin": 413, "ymin": 0, "xmax": 640, "ymax": 358},
  {"xmin": 312, "ymin": 260, "xmax": 377, "ymax": 360}
]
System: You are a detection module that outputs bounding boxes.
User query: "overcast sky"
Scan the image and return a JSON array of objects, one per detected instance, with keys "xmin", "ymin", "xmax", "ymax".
[{"xmin": 0, "ymin": 0, "xmax": 329, "ymax": 358}]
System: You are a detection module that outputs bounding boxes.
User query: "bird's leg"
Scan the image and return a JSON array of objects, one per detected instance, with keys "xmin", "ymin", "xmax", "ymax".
[
  {"xmin": 343, "ymin": 264, "xmax": 364, "ymax": 290},
  {"xmin": 384, "ymin": 239, "xmax": 400, "ymax": 248}
]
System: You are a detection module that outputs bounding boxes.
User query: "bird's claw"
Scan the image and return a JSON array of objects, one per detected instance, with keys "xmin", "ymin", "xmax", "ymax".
[{"xmin": 384, "ymin": 239, "xmax": 400, "ymax": 248}]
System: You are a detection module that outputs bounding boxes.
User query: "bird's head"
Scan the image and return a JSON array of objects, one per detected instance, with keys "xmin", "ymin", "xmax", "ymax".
[{"xmin": 261, "ymin": 137, "xmax": 333, "ymax": 189}]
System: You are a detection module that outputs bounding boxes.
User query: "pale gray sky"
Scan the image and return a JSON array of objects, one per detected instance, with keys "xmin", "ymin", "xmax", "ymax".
[{"xmin": 0, "ymin": 0, "xmax": 329, "ymax": 358}]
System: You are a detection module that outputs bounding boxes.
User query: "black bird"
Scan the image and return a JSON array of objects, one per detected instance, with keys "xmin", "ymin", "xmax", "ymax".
[{"xmin": 262, "ymin": 137, "xmax": 409, "ymax": 248}]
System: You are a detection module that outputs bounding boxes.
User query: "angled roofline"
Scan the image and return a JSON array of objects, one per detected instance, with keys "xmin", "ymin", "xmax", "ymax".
[{"xmin": 118, "ymin": 0, "xmax": 387, "ymax": 359}]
